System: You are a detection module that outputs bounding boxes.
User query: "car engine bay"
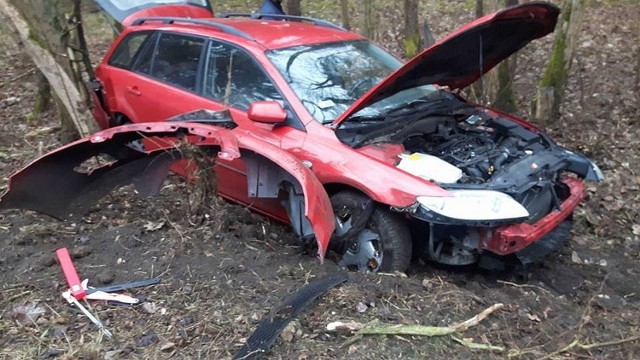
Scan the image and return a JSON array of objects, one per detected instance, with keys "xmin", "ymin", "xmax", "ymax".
[{"xmin": 337, "ymin": 96, "xmax": 601, "ymax": 224}]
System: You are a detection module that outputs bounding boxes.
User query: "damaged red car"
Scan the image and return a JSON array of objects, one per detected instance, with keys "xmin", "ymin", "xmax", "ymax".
[{"xmin": 0, "ymin": 1, "xmax": 603, "ymax": 272}]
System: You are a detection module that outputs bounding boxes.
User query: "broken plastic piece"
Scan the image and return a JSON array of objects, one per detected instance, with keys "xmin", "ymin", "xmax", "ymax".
[{"xmin": 233, "ymin": 272, "xmax": 349, "ymax": 360}]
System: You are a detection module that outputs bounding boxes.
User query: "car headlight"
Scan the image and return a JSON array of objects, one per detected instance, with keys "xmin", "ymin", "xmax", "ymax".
[{"xmin": 417, "ymin": 190, "xmax": 529, "ymax": 222}]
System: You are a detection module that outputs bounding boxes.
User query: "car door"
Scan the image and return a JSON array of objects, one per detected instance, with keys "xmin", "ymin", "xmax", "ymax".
[
  {"xmin": 107, "ymin": 31, "xmax": 215, "ymax": 123},
  {"xmin": 199, "ymin": 39, "xmax": 295, "ymax": 217}
]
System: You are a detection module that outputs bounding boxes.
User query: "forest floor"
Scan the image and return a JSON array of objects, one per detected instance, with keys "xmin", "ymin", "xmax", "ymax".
[{"xmin": 0, "ymin": 1, "xmax": 639, "ymax": 359}]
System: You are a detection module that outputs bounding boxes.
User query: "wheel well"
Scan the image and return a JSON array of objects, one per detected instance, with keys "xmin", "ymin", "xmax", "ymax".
[
  {"xmin": 323, "ymin": 183, "xmax": 368, "ymax": 198},
  {"xmin": 111, "ymin": 112, "xmax": 131, "ymax": 127}
]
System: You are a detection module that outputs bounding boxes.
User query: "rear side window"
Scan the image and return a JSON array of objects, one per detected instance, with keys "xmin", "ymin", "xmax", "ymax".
[
  {"xmin": 203, "ymin": 41, "xmax": 282, "ymax": 110},
  {"xmin": 108, "ymin": 31, "xmax": 153, "ymax": 69},
  {"xmin": 135, "ymin": 32, "xmax": 205, "ymax": 91}
]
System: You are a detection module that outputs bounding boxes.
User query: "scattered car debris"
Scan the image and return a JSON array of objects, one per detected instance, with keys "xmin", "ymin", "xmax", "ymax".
[
  {"xmin": 57, "ymin": 247, "xmax": 113, "ymax": 338},
  {"xmin": 137, "ymin": 331, "xmax": 159, "ymax": 347},
  {"xmin": 233, "ymin": 272, "xmax": 349, "ymax": 360},
  {"xmin": 55, "ymin": 247, "xmax": 161, "ymax": 338}
]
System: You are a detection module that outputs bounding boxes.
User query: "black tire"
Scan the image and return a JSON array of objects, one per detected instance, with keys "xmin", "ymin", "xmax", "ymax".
[{"xmin": 330, "ymin": 191, "xmax": 412, "ymax": 272}]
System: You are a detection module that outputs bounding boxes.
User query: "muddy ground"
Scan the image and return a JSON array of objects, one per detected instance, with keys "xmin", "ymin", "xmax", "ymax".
[{"xmin": 0, "ymin": 1, "xmax": 639, "ymax": 359}]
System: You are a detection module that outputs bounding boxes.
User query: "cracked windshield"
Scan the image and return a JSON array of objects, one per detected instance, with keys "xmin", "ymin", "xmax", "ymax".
[{"xmin": 267, "ymin": 40, "xmax": 401, "ymax": 123}]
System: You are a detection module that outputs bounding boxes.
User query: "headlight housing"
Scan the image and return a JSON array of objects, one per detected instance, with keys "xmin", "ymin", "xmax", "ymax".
[{"xmin": 417, "ymin": 190, "xmax": 529, "ymax": 223}]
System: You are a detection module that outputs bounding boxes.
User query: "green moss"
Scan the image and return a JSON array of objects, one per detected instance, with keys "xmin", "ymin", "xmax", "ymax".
[
  {"xmin": 494, "ymin": 60, "xmax": 517, "ymax": 112},
  {"xmin": 538, "ymin": 1, "xmax": 573, "ymax": 114},
  {"xmin": 404, "ymin": 32, "xmax": 421, "ymax": 58},
  {"xmin": 27, "ymin": 28, "xmax": 54, "ymax": 54},
  {"xmin": 33, "ymin": 76, "xmax": 51, "ymax": 115}
]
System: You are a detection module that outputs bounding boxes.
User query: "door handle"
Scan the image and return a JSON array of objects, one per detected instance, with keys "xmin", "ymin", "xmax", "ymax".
[{"xmin": 126, "ymin": 86, "xmax": 141, "ymax": 96}]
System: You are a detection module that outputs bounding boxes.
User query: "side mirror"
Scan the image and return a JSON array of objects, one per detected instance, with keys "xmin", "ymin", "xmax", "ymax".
[{"xmin": 247, "ymin": 101, "xmax": 287, "ymax": 124}]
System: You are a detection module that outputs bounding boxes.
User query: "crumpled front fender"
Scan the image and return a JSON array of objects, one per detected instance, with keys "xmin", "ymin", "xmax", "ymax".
[{"xmin": 0, "ymin": 122, "xmax": 335, "ymax": 261}]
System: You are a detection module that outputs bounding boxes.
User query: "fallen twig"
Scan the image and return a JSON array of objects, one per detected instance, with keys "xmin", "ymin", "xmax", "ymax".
[
  {"xmin": 0, "ymin": 68, "xmax": 35, "ymax": 88},
  {"xmin": 497, "ymin": 280, "xmax": 552, "ymax": 294},
  {"xmin": 451, "ymin": 303, "xmax": 504, "ymax": 331},
  {"xmin": 329, "ymin": 303, "xmax": 505, "ymax": 352},
  {"xmin": 357, "ymin": 323, "xmax": 455, "ymax": 337},
  {"xmin": 511, "ymin": 335, "xmax": 640, "ymax": 359},
  {"xmin": 451, "ymin": 336, "xmax": 505, "ymax": 352}
]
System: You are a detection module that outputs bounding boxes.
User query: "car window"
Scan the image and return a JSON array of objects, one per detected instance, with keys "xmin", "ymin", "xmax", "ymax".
[
  {"xmin": 108, "ymin": 31, "xmax": 154, "ymax": 69},
  {"xmin": 202, "ymin": 41, "xmax": 282, "ymax": 111},
  {"xmin": 135, "ymin": 32, "xmax": 205, "ymax": 91},
  {"xmin": 267, "ymin": 40, "xmax": 401, "ymax": 123}
]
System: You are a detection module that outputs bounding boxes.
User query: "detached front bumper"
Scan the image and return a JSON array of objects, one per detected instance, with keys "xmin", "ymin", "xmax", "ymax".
[{"xmin": 484, "ymin": 177, "xmax": 584, "ymax": 255}]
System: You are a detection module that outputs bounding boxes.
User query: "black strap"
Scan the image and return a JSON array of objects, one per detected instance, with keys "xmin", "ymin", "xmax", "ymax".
[
  {"xmin": 87, "ymin": 277, "xmax": 161, "ymax": 294},
  {"xmin": 233, "ymin": 272, "xmax": 349, "ymax": 360}
]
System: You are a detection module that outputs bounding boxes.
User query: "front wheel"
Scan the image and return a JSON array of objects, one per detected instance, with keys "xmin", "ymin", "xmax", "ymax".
[{"xmin": 330, "ymin": 191, "xmax": 412, "ymax": 272}]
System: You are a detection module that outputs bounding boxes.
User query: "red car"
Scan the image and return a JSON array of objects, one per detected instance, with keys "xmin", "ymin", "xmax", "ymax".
[{"xmin": 0, "ymin": 1, "xmax": 602, "ymax": 272}]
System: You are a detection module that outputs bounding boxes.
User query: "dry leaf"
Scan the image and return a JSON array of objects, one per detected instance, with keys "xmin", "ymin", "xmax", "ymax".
[
  {"xmin": 10, "ymin": 301, "xmax": 46, "ymax": 325},
  {"xmin": 526, "ymin": 313, "xmax": 541, "ymax": 322},
  {"xmin": 143, "ymin": 220, "xmax": 165, "ymax": 232},
  {"xmin": 142, "ymin": 302, "xmax": 158, "ymax": 314}
]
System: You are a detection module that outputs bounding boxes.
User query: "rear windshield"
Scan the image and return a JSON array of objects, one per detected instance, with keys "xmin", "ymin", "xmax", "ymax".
[
  {"xmin": 105, "ymin": 0, "xmax": 208, "ymax": 11},
  {"xmin": 94, "ymin": 0, "xmax": 211, "ymax": 23}
]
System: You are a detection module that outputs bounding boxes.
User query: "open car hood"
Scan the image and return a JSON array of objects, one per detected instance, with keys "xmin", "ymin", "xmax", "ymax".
[
  {"xmin": 333, "ymin": 2, "xmax": 559, "ymax": 126},
  {"xmin": 93, "ymin": 0, "xmax": 213, "ymax": 26}
]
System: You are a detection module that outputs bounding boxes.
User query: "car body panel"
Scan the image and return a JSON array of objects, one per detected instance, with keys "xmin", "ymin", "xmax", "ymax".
[
  {"xmin": 333, "ymin": 2, "xmax": 560, "ymax": 125},
  {"xmin": 94, "ymin": 0, "xmax": 213, "ymax": 26},
  {"xmin": 205, "ymin": 18, "xmax": 362, "ymax": 50},
  {"xmin": 486, "ymin": 177, "xmax": 585, "ymax": 255},
  {"xmin": 0, "ymin": 122, "xmax": 335, "ymax": 261}
]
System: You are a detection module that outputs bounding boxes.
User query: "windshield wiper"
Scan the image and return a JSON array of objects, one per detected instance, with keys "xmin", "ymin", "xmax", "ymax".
[{"xmin": 344, "ymin": 113, "xmax": 386, "ymax": 123}]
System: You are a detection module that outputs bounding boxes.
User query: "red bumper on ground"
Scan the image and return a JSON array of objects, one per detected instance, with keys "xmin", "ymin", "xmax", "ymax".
[{"xmin": 484, "ymin": 177, "xmax": 585, "ymax": 255}]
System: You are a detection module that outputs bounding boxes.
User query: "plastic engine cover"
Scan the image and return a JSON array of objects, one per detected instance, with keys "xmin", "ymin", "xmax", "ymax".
[{"xmin": 397, "ymin": 153, "xmax": 462, "ymax": 183}]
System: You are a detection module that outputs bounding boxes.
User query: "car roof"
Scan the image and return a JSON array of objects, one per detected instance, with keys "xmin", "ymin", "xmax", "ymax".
[{"xmin": 130, "ymin": 17, "xmax": 363, "ymax": 50}]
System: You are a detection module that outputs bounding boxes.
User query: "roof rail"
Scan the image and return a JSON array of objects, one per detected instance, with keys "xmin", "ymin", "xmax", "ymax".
[
  {"xmin": 218, "ymin": 13, "xmax": 346, "ymax": 31},
  {"xmin": 131, "ymin": 17, "xmax": 254, "ymax": 41}
]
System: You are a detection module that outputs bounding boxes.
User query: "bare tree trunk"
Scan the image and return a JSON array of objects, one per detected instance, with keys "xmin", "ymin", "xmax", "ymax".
[
  {"xmin": 475, "ymin": 0, "xmax": 483, "ymax": 18},
  {"xmin": 493, "ymin": 0, "xmax": 517, "ymax": 112},
  {"xmin": 635, "ymin": 46, "xmax": 640, "ymax": 117},
  {"xmin": 63, "ymin": 0, "xmax": 93, "ymax": 108},
  {"xmin": 493, "ymin": 60, "xmax": 517, "ymax": 112},
  {"xmin": 362, "ymin": 0, "xmax": 374, "ymax": 39},
  {"xmin": 33, "ymin": 72, "xmax": 51, "ymax": 114},
  {"xmin": 403, "ymin": 0, "xmax": 420, "ymax": 58},
  {"xmin": 287, "ymin": 0, "xmax": 301, "ymax": 16},
  {"xmin": 470, "ymin": 0, "xmax": 485, "ymax": 102},
  {"xmin": 536, "ymin": 0, "xmax": 588, "ymax": 123},
  {"xmin": 0, "ymin": 1, "xmax": 97, "ymax": 137},
  {"xmin": 471, "ymin": 0, "xmax": 518, "ymax": 112},
  {"xmin": 340, "ymin": 0, "xmax": 350, "ymax": 30}
]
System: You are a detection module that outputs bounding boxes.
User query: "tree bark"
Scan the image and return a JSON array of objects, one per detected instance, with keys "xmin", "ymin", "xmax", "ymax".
[
  {"xmin": 472, "ymin": 0, "xmax": 518, "ymax": 112},
  {"xmin": 287, "ymin": 0, "xmax": 301, "ymax": 16},
  {"xmin": 362, "ymin": 0, "xmax": 374, "ymax": 40},
  {"xmin": 475, "ymin": 0, "xmax": 483, "ymax": 18},
  {"xmin": 340, "ymin": 0, "xmax": 350, "ymax": 30},
  {"xmin": 635, "ymin": 42, "xmax": 639, "ymax": 117},
  {"xmin": 33, "ymin": 72, "xmax": 51, "ymax": 114},
  {"xmin": 0, "ymin": 1, "xmax": 98, "ymax": 136},
  {"xmin": 63, "ymin": 1, "xmax": 93, "ymax": 108},
  {"xmin": 536, "ymin": 0, "xmax": 588, "ymax": 123},
  {"xmin": 494, "ymin": 0, "xmax": 518, "ymax": 113},
  {"xmin": 403, "ymin": 0, "xmax": 420, "ymax": 58}
]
